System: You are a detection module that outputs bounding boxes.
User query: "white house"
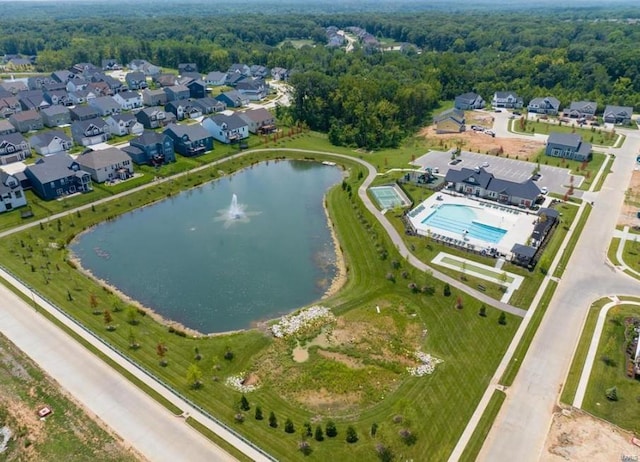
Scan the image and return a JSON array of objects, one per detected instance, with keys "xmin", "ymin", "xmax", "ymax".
[
  {"xmin": 113, "ymin": 90, "xmax": 143, "ymax": 111},
  {"xmin": 202, "ymin": 113, "xmax": 249, "ymax": 144},
  {"xmin": 29, "ymin": 130, "xmax": 73, "ymax": 156},
  {"xmin": 105, "ymin": 113, "xmax": 144, "ymax": 137},
  {"xmin": 75, "ymin": 147, "xmax": 134, "ymax": 183},
  {"xmin": 0, "ymin": 171, "xmax": 27, "ymax": 212}
]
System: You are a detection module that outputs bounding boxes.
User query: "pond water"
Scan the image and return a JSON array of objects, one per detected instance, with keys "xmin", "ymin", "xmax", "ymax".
[{"xmin": 70, "ymin": 160, "xmax": 343, "ymax": 333}]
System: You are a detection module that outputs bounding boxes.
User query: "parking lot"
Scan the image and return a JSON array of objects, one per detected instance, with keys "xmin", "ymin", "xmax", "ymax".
[{"xmin": 412, "ymin": 150, "xmax": 583, "ymax": 196}]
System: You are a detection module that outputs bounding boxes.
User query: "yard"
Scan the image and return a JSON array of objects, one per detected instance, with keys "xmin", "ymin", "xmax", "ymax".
[{"xmin": 511, "ymin": 117, "xmax": 620, "ymax": 147}]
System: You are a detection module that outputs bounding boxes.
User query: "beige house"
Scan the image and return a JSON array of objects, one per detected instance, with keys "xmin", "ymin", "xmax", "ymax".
[{"xmin": 75, "ymin": 147, "xmax": 133, "ymax": 183}]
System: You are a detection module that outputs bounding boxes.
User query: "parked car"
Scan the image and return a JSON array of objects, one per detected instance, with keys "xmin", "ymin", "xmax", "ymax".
[
  {"xmin": 513, "ymin": 110, "xmax": 521, "ymax": 116},
  {"xmin": 541, "ymin": 186, "xmax": 548, "ymax": 194},
  {"xmin": 484, "ymin": 129, "xmax": 495, "ymax": 137},
  {"xmin": 449, "ymin": 158, "xmax": 462, "ymax": 165},
  {"xmin": 494, "ymin": 109, "xmax": 502, "ymax": 113},
  {"xmin": 471, "ymin": 125, "xmax": 484, "ymax": 131},
  {"xmin": 531, "ymin": 173, "xmax": 542, "ymax": 181},
  {"xmin": 481, "ymin": 161, "xmax": 489, "ymax": 168}
]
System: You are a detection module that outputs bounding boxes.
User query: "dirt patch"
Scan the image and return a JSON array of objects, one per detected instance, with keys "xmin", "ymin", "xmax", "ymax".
[
  {"xmin": 292, "ymin": 345, "xmax": 309, "ymax": 363},
  {"xmin": 298, "ymin": 388, "xmax": 363, "ymax": 413},
  {"xmin": 620, "ymin": 170, "xmax": 640, "ymax": 227},
  {"xmin": 316, "ymin": 350, "xmax": 364, "ymax": 368},
  {"xmin": 542, "ymin": 408, "xmax": 640, "ymax": 461},
  {"xmin": 243, "ymin": 373, "xmax": 260, "ymax": 387},
  {"xmin": 419, "ymin": 112, "xmax": 544, "ymax": 161}
]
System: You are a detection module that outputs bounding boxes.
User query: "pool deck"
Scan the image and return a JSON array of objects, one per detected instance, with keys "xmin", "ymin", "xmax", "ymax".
[{"xmin": 407, "ymin": 192, "xmax": 537, "ymax": 256}]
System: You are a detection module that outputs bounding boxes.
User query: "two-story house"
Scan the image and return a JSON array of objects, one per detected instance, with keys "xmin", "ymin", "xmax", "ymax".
[
  {"xmin": 164, "ymin": 85, "xmax": 190, "ymax": 102},
  {"xmin": 0, "ymin": 171, "xmax": 27, "ymax": 212},
  {"xmin": 9, "ymin": 110, "xmax": 43, "ymax": 132},
  {"xmin": 434, "ymin": 108, "xmax": 466, "ymax": 134},
  {"xmin": 141, "ymin": 89, "xmax": 168, "ymax": 107},
  {"xmin": 190, "ymin": 97, "xmax": 226, "ymax": 115},
  {"xmin": 70, "ymin": 105, "xmax": 100, "ymax": 121},
  {"xmin": 163, "ymin": 123, "xmax": 213, "ymax": 157},
  {"xmin": 68, "ymin": 89, "xmax": 97, "ymax": 105},
  {"xmin": 75, "ymin": 147, "xmax": 133, "ymax": 183},
  {"xmin": 204, "ymin": 72, "xmax": 227, "ymax": 87},
  {"xmin": 603, "ymin": 105, "xmax": 633, "ymax": 124},
  {"xmin": 215, "ymin": 90, "xmax": 248, "ymax": 108},
  {"xmin": 71, "ymin": 119, "xmax": 111, "ymax": 146},
  {"xmin": 135, "ymin": 106, "xmax": 175, "ymax": 129},
  {"xmin": 123, "ymin": 131, "xmax": 175, "ymax": 166},
  {"xmin": 125, "ymin": 71, "xmax": 148, "ymax": 91},
  {"xmin": 235, "ymin": 78, "xmax": 268, "ymax": 101},
  {"xmin": 0, "ymin": 132, "xmax": 31, "ymax": 164},
  {"xmin": 25, "ymin": 153, "xmax": 93, "ymax": 200},
  {"xmin": 238, "ymin": 108, "xmax": 275, "ymax": 134},
  {"xmin": 491, "ymin": 91, "xmax": 523, "ymax": 109},
  {"xmin": 545, "ymin": 132, "xmax": 592, "ymax": 161},
  {"xmin": 66, "ymin": 78, "xmax": 89, "ymax": 93},
  {"xmin": 113, "ymin": 91, "xmax": 143, "ymax": 111},
  {"xmin": 187, "ymin": 80, "xmax": 207, "ymax": 99},
  {"xmin": 454, "ymin": 92, "xmax": 485, "ymax": 111},
  {"xmin": 527, "ymin": 96, "xmax": 560, "ymax": 115},
  {"xmin": 202, "ymin": 113, "xmax": 249, "ymax": 144},
  {"xmin": 40, "ymin": 105, "xmax": 71, "ymax": 128},
  {"xmin": 105, "ymin": 113, "xmax": 144, "ymax": 137},
  {"xmin": 43, "ymin": 89, "xmax": 72, "ymax": 107},
  {"xmin": 0, "ymin": 97, "xmax": 22, "ymax": 118},
  {"xmin": 178, "ymin": 63, "xmax": 198, "ymax": 75},
  {"xmin": 29, "ymin": 130, "xmax": 74, "ymax": 156},
  {"xmin": 128, "ymin": 59, "xmax": 161, "ymax": 76},
  {"xmin": 88, "ymin": 96, "xmax": 121, "ymax": 117},
  {"xmin": 0, "ymin": 119, "xmax": 16, "ymax": 135},
  {"xmin": 565, "ymin": 101, "xmax": 597, "ymax": 120},
  {"xmin": 18, "ymin": 90, "xmax": 50, "ymax": 112}
]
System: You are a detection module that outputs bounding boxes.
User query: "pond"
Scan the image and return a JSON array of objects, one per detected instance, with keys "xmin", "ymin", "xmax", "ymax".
[{"xmin": 70, "ymin": 160, "xmax": 343, "ymax": 333}]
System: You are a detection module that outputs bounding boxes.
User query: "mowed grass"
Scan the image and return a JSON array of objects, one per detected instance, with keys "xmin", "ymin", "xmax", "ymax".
[
  {"xmin": 581, "ymin": 304, "xmax": 640, "ymax": 433},
  {"xmin": 459, "ymin": 390, "xmax": 506, "ymax": 462},
  {"xmin": 512, "ymin": 119, "xmax": 619, "ymax": 146},
  {"xmin": 0, "ymin": 148, "xmax": 520, "ymax": 461},
  {"xmin": 622, "ymin": 239, "xmax": 640, "ymax": 274}
]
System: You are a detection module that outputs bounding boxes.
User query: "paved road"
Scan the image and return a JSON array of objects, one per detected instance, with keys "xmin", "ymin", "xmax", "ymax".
[{"xmin": 478, "ymin": 129, "xmax": 640, "ymax": 461}]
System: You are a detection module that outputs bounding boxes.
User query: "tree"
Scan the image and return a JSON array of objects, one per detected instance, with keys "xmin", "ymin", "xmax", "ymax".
[
  {"xmin": 156, "ymin": 341, "xmax": 168, "ymax": 366},
  {"xmin": 103, "ymin": 309, "xmax": 113, "ymax": 326},
  {"xmin": 498, "ymin": 312, "xmax": 507, "ymax": 325},
  {"xmin": 303, "ymin": 422, "xmax": 312, "ymax": 437},
  {"xmin": 285, "ymin": 418, "xmax": 295, "ymax": 434},
  {"xmin": 240, "ymin": 395, "xmax": 250, "ymax": 411},
  {"xmin": 455, "ymin": 295, "xmax": 463, "ymax": 309},
  {"xmin": 126, "ymin": 306, "xmax": 139, "ymax": 325},
  {"xmin": 269, "ymin": 411, "xmax": 278, "ymax": 428},
  {"xmin": 89, "ymin": 293, "xmax": 99, "ymax": 313},
  {"xmin": 186, "ymin": 363, "xmax": 203, "ymax": 389},
  {"xmin": 479, "ymin": 305, "xmax": 487, "ymax": 317},
  {"xmin": 346, "ymin": 425, "xmax": 358, "ymax": 443},
  {"xmin": 314, "ymin": 425, "xmax": 324, "ymax": 441},
  {"xmin": 255, "ymin": 406, "xmax": 263, "ymax": 420},
  {"xmin": 325, "ymin": 420, "xmax": 337, "ymax": 437},
  {"xmin": 443, "ymin": 283, "xmax": 451, "ymax": 296},
  {"xmin": 605, "ymin": 386, "xmax": 618, "ymax": 401},
  {"xmin": 371, "ymin": 422, "xmax": 378, "ymax": 436}
]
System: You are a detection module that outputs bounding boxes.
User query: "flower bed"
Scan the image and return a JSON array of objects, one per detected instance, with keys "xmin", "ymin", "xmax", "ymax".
[
  {"xmin": 271, "ymin": 305, "xmax": 335, "ymax": 338},
  {"xmin": 225, "ymin": 373, "xmax": 259, "ymax": 393},
  {"xmin": 407, "ymin": 350, "xmax": 443, "ymax": 377}
]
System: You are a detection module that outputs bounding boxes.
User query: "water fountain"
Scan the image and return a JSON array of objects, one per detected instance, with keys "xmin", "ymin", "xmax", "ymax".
[
  {"xmin": 228, "ymin": 193, "xmax": 244, "ymax": 219},
  {"xmin": 215, "ymin": 193, "xmax": 259, "ymax": 228}
]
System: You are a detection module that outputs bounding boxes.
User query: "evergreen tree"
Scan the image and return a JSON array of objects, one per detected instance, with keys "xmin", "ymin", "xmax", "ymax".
[
  {"xmin": 269, "ymin": 411, "xmax": 278, "ymax": 428},
  {"xmin": 255, "ymin": 406, "xmax": 263, "ymax": 420},
  {"xmin": 314, "ymin": 425, "xmax": 324, "ymax": 441}
]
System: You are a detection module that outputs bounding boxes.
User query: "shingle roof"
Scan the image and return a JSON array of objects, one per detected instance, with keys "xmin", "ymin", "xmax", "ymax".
[
  {"xmin": 29, "ymin": 130, "xmax": 70, "ymax": 147},
  {"xmin": 131, "ymin": 130, "xmax": 166, "ymax": 146},
  {"xmin": 41, "ymin": 105, "xmax": 70, "ymax": 117},
  {"xmin": 76, "ymin": 147, "xmax": 131, "ymax": 170},
  {"xmin": 547, "ymin": 132, "xmax": 582, "ymax": 149},
  {"xmin": 511, "ymin": 244, "xmax": 537, "ymax": 258},
  {"xmin": 209, "ymin": 113, "xmax": 247, "ymax": 130},
  {"xmin": 164, "ymin": 123, "xmax": 211, "ymax": 140},
  {"xmin": 239, "ymin": 108, "xmax": 272, "ymax": 123},
  {"xmin": 26, "ymin": 153, "xmax": 83, "ymax": 183},
  {"xmin": 1, "ymin": 132, "xmax": 27, "ymax": 145}
]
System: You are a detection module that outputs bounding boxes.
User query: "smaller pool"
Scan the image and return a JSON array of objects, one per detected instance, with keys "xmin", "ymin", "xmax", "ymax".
[
  {"xmin": 369, "ymin": 185, "xmax": 410, "ymax": 209},
  {"xmin": 421, "ymin": 204, "xmax": 507, "ymax": 244}
]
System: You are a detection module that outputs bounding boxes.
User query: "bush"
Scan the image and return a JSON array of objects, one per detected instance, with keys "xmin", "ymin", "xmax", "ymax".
[
  {"xmin": 325, "ymin": 420, "xmax": 337, "ymax": 437},
  {"xmin": 314, "ymin": 425, "xmax": 324, "ymax": 441},
  {"xmin": 346, "ymin": 425, "xmax": 358, "ymax": 443},
  {"xmin": 234, "ymin": 413, "xmax": 245, "ymax": 423},
  {"xmin": 370, "ymin": 422, "xmax": 378, "ymax": 436},
  {"xmin": 605, "ymin": 386, "xmax": 618, "ymax": 401},
  {"xmin": 303, "ymin": 422, "xmax": 312, "ymax": 437},
  {"xmin": 399, "ymin": 428, "xmax": 417, "ymax": 445},
  {"xmin": 240, "ymin": 395, "xmax": 250, "ymax": 411},
  {"xmin": 375, "ymin": 443, "xmax": 394, "ymax": 462},
  {"xmin": 254, "ymin": 406, "xmax": 263, "ymax": 420},
  {"xmin": 443, "ymin": 283, "xmax": 451, "ymax": 296},
  {"xmin": 285, "ymin": 418, "xmax": 295, "ymax": 434},
  {"xmin": 269, "ymin": 411, "xmax": 278, "ymax": 428},
  {"xmin": 498, "ymin": 312, "xmax": 507, "ymax": 325},
  {"xmin": 224, "ymin": 348, "xmax": 234, "ymax": 361},
  {"xmin": 479, "ymin": 305, "xmax": 487, "ymax": 317},
  {"xmin": 298, "ymin": 440, "xmax": 312, "ymax": 455}
]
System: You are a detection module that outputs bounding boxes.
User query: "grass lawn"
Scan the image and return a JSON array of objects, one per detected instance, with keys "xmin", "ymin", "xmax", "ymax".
[
  {"xmin": 533, "ymin": 152, "xmax": 606, "ymax": 191},
  {"xmin": 0, "ymin": 148, "xmax": 521, "ymax": 461},
  {"xmin": 580, "ymin": 304, "xmax": 640, "ymax": 433},
  {"xmin": 0, "ymin": 331, "xmax": 139, "ymax": 461},
  {"xmin": 512, "ymin": 119, "xmax": 619, "ymax": 146},
  {"xmin": 459, "ymin": 390, "xmax": 506, "ymax": 462},
  {"xmin": 622, "ymin": 238, "xmax": 640, "ymax": 273},
  {"xmin": 593, "ymin": 154, "xmax": 613, "ymax": 192},
  {"xmin": 553, "ymin": 204, "xmax": 592, "ymax": 278},
  {"xmin": 608, "ymin": 238, "xmax": 621, "ymax": 266},
  {"xmin": 440, "ymin": 256, "xmax": 514, "ymax": 283}
]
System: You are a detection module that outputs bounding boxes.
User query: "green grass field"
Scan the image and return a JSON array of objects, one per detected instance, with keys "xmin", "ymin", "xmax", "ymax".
[
  {"xmin": 0, "ymin": 147, "xmax": 522, "ymax": 461},
  {"xmin": 512, "ymin": 119, "xmax": 619, "ymax": 147}
]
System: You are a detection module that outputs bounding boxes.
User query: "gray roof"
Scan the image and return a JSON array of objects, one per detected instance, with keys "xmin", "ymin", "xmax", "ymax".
[
  {"xmin": 164, "ymin": 123, "xmax": 211, "ymax": 140},
  {"xmin": 27, "ymin": 153, "xmax": 85, "ymax": 183},
  {"xmin": 568, "ymin": 101, "xmax": 597, "ymax": 113},
  {"xmin": 76, "ymin": 147, "xmax": 131, "ymax": 170},
  {"xmin": 118, "ymin": 91, "xmax": 141, "ymax": 100},
  {"xmin": 109, "ymin": 113, "xmax": 136, "ymax": 124},
  {"xmin": 239, "ymin": 108, "xmax": 272, "ymax": 123},
  {"xmin": 91, "ymin": 96, "xmax": 120, "ymax": 111},
  {"xmin": 205, "ymin": 71, "xmax": 227, "ymax": 81},
  {"xmin": 71, "ymin": 105, "xmax": 99, "ymax": 118},
  {"xmin": 528, "ymin": 96, "xmax": 560, "ymax": 108},
  {"xmin": 511, "ymin": 244, "xmax": 537, "ymax": 258},
  {"xmin": 72, "ymin": 119, "xmax": 108, "ymax": 132},
  {"xmin": 11, "ymin": 109, "xmax": 41, "ymax": 122},
  {"xmin": 446, "ymin": 167, "xmax": 541, "ymax": 199},
  {"xmin": 455, "ymin": 92, "xmax": 481, "ymax": 104},
  {"xmin": 434, "ymin": 108, "xmax": 464, "ymax": 123},
  {"xmin": 29, "ymin": 130, "xmax": 70, "ymax": 147},
  {"xmin": 494, "ymin": 91, "xmax": 520, "ymax": 99},
  {"xmin": 538, "ymin": 207, "xmax": 559, "ymax": 220},
  {"xmin": 603, "ymin": 105, "xmax": 633, "ymax": 117},
  {"xmin": 209, "ymin": 113, "xmax": 248, "ymax": 130},
  {"xmin": 131, "ymin": 130, "xmax": 167, "ymax": 146},
  {"xmin": 0, "ymin": 119, "xmax": 15, "ymax": 132},
  {"xmin": 445, "ymin": 167, "xmax": 493, "ymax": 189},
  {"xmin": 1, "ymin": 132, "xmax": 27, "ymax": 145},
  {"xmin": 0, "ymin": 171, "xmax": 20, "ymax": 194},
  {"xmin": 41, "ymin": 105, "xmax": 70, "ymax": 117},
  {"xmin": 126, "ymin": 71, "xmax": 145, "ymax": 81},
  {"xmin": 547, "ymin": 132, "xmax": 589, "ymax": 154}
]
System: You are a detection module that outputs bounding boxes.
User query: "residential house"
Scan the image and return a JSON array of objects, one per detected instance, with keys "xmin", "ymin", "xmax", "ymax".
[
  {"xmin": 105, "ymin": 113, "xmax": 144, "ymax": 137},
  {"xmin": 41, "ymin": 105, "xmax": 71, "ymax": 127},
  {"xmin": 153, "ymin": 73, "xmax": 177, "ymax": 87},
  {"xmin": 68, "ymin": 89, "xmax": 97, "ymax": 105},
  {"xmin": 123, "ymin": 130, "xmax": 175, "ymax": 166},
  {"xmin": 27, "ymin": 75, "xmax": 56, "ymax": 90},
  {"xmin": 71, "ymin": 62, "xmax": 100, "ymax": 78},
  {"xmin": 565, "ymin": 101, "xmax": 597, "ymax": 120},
  {"xmin": 163, "ymin": 123, "xmax": 213, "ymax": 157},
  {"xmin": 434, "ymin": 108, "xmax": 466, "ymax": 134},
  {"xmin": 101, "ymin": 59, "xmax": 122, "ymax": 71},
  {"xmin": 227, "ymin": 63, "xmax": 251, "ymax": 79},
  {"xmin": 165, "ymin": 101, "xmax": 191, "ymax": 121},
  {"xmin": 18, "ymin": 90, "xmax": 50, "ymax": 112},
  {"xmin": 0, "ymin": 132, "xmax": 31, "ymax": 164},
  {"xmin": 178, "ymin": 63, "xmax": 199, "ymax": 75},
  {"xmin": 135, "ymin": 106, "xmax": 175, "ymax": 129},
  {"xmin": 0, "ymin": 97, "xmax": 22, "ymax": 118},
  {"xmin": 43, "ymin": 89, "xmax": 72, "ymax": 107},
  {"xmin": 128, "ymin": 59, "xmax": 161, "ymax": 76},
  {"xmin": 88, "ymin": 96, "xmax": 121, "ymax": 117},
  {"xmin": 91, "ymin": 73, "xmax": 123, "ymax": 94},
  {"xmin": 215, "ymin": 90, "xmax": 248, "ymax": 108},
  {"xmin": 250, "ymin": 65, "xmax": 269, "ymax": 79},
  {"xmin": 225, "ymin": 72, "xmax": 245, "ymax": 87},
  {"xmin": 454, "ymin": 92, "xmax": 485, "ymax": 111},
  {"xmin": 66, "ymin": 78, "xmax": 89, "ymax": 93},
  {"xmin": 51, "ymin": 70, "xmax": 75, "ymax": 84},
  {"xmin": 190, "ymin": 97, "xmax": 226, "ymax": 115},
  {"xmin": 164, "ymin": 85, "xmax": 190, "ymax": 102},
  {"xmin": 113, "ymin": 91, "xmax": 143, "ymax": 111},
  {"xmin": 142, "ymin": 89, "xmax": 167, "ymax": 107},
  {"xmin": 530, "ymin": 208, "xmax": 559, "ymax": 248},
  {"xmin": 203, "ymin": 113, "xmax": 249, "ymax": 144},
  {"xmin": 125, "ymin": 72, "xmax": 148, "ymax": 90},
  {"xmin": 76, "ymin": 147, "xmax": 133, "ymax": 183},
  {"xmin": 187, "ymin": 79, "xmax": 207, "ymax": 99},
  {"xmin": 510, "ymin": 244, "xmax": 537, "ymax": 267},
  {"xmin": 603, "ymin": 105, "xmax": 633, "ymax": 124},
  {"xmin": 29, "ymin": 130, "xmax": 73, "ymax": 156},
  {"xmin": 527, "ymin": 96, "xmax": 560, "ymax": 115},
  {"xmin": 0, "ymin": 80, "xmax": 28, "ymax": 94},
  {"xmin": 42, "ymin": 81, "xmax": 67, "ymax": 93},
  {"xmin": 71, "ymin": 119, "xmax": 111, "ymax": 146},
  {"xmin": 9, "ymin": 110, "xmax": 43, "ymax": 132},
  {"xmin": 0, "ymin": 119, "xmax": 16, "ymax": 135},
  {"xmin": 270, "ymin": 67, "xmax": 289, "ymax": 81},
  {"xmin": 86, "ymin": 81, "xmax": 113, "ymax": 97},
  {"xmin": 24, "ymin": 153, "xmax": 92, "ymax": 200},
  {"xmin": 444, "ymin": 167, "xmax": 541, "ymax": 208},
  {"xmin": 70, "ymin": 105, "xmax": 100, "ymax": 121},
  {"xmin": 238, "ymin": 107, "xmax": 275, "ymax": 134},
  {"xmin": 180, "ymin": 72, "xmax": 202, "ymax": 82},
  {"xmin": 491, "ymin": 91, "xmax": 523, "ymax": 109},
  {"xmin": 545, "ymin": 132, "xmax": 592, "ymax": 161},
  {"xmin": 235, "ymin": 78, "xmax": 268, "ymax": 101},
  {"xmin": 0, "ymin": 171, "xmax": 27, "ymax": 212},
  {"xmin": 204, "ymin": 71, "xmax": 227, "ymax": 86}
]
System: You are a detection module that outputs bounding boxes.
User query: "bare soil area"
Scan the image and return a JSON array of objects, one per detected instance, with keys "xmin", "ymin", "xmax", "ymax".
[
  {"xmin": 620, "ymin": 170, "xmax": 640, "ymax": 227},
  {"xmin": 419, "ymin": 112, "xmax": 544, "ymax": 161},
  {"xmin": 542, "ymin": 408, "xmax": 640, "ymax": 461}
]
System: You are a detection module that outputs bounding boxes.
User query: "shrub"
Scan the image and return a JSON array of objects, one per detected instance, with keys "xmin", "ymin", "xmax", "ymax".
[
  {"xmin": 224, "ymin": 348, "xmax": 234, "ymax": 361},
  {"xmin": 254, "ymin": 406, "xmax": 263, "ymax": 420},
  {"xmin": 240, "ymin": 395, "xmax": 250, "ymax": 411},
  {"xmin": 298, "ymin": 440, "xmax": 312, "ymax": 455},
  {"xmin": 371, "ymin": 422, "xmax": 378, "ymax": 436},
  {"xmin": 498, "ymin": 312, "xmax": 507, "ymax": 325},
  {"xmin": 392, "ymin": 415, "xmax": 403, "ymax": 424},
  {"xmin": 375, "ymin": 443, "xmax": 394, "ymax": 462},
  {"xmin": 346, "ymin": 426, "xmax": 358, "ymax": 443},
  {"xmin": 399, "ymin": 428, "xmax": 417, "ymax": 445},
  {"xmin": 285, "ymin": 418, "xmax": 295, "ymax": 434},
  {"xmin": 479, "ymin": 305, "xmax": 487, "ymax": 317},
  {"xmin": 234, "ymin": 413, "xmax": 245, "ymax": 423},
  {"xmin": 605, "ymin": 386, "xmax": 618, "ymax": 401},
  {"xmin": 443, "ymin": 283, "xmax": 451, "ymax": 296},
  {"xmin": 303, "ymin": 422, "xmax": 312, "ymax": 437},
  {"xmin": 269, "ymin": 411, "xmax": 278, "ymax": 428},
  {"xmin": 314, "ymin": 425, "xmax": 324, "ymax": 441},
  {"xmin": 325, "ymin": 420, "xmax": 337, "ymax": 437}
]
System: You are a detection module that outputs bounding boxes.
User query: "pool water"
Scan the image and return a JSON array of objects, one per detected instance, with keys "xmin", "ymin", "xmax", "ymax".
[{"xmin": 421, "ymin": 204, "xmax": 507, "ymax": 243}]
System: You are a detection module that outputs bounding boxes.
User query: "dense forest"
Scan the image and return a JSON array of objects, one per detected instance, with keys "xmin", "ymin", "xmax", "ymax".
[{"xmin": 2, "ymin": 4, "xmax": 640, "ymax": 149}]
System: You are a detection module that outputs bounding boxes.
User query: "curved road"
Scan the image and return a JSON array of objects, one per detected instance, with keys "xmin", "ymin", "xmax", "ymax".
[{"xmin": 478, "ymin": 129, "xmax": 640, "ymax": 461}]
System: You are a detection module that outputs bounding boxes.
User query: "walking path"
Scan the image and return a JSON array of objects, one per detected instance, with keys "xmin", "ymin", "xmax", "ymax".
[
  {"xmin": 572, "ymin": 298, "xmax": 640, "ymax": 408},
  {"xmin": 613, "ymin": 226, "xmax": 640, "ymax": 278}
]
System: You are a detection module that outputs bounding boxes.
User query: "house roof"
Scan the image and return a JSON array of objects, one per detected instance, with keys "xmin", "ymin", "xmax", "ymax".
[
  {"xmin": 205, "ymin": 71, "xmax": 227, "ymax": 81},
  {"xmin": 494, "ymin": 91, "xmax": 520, "ymax": 99},
  {"xmin": 90, "ymin": 96, "xmax": 120, "ymax": 111},
  {"xmin": 209, "ymin": 113, "xmax": 247, "ymax": 130},
  {"xmin": 568, "ymin": 101, "xmax": 597, "ymax": 112},
  {"xmin": 547, "ymin": 132, "xmax": 593, "ymax": 158},
  {"xmin": 126, "ymin": 71, "xmax": 146, "ymax": 81},
  {"xmin": 455, "ymin": 92, "xmax": 481, "ymax": 104},
  {"xmin": 445, "ymin": 167, "xmax": 493, "ymax": 189},
  {"xmin": 10, "ymin": 109, "xmax": 41, "ymax": 122},
  {"xmin": 76, "ymin": 147, "xmax": 131, "ymax": 170},
  {"xmin": 434, "ymin": 108, "xmax": 464, "ymax": 124},
  {"xmin": 41, "ymin": 105, "xmax": 70, "ymax": 117},
  {"xmin": 216, "ymin": 90, "xmax": 244, "ymax": 102},
  {"xmin": 142, "ymin": 88, "xmax": 166, "ymax": 97},
  {"xmin": 445, "ymin": 167, "xmax": 541, "ymax": 199},
  {"xmin": 72, "ymin": 119, "xmax": 107, "ymax": 132},
  {"xmin": 164, "ymin": 123, "xmax": 211, "ymax": 141},
  {"xmin": 538, "ymin": 207, "xmax": 559, "ymax": 220},
  {"xmin": 117, "ymin": 91, "xmax": 141, "ymax": 100},
  {"xmin": 0, "ymin": 119, "xmax": 16, "ymax": 132},
  {"xmin": 239, "ymin": 108, "xmax": 273, "ymax": 123},
  {"xmin": 165, "ymin": 85, "xmax": 189, "ymax": 94},
  {"xmin": 138, "ymin": 106, "xmax": 165, "ymax": 116},
  {"xmin": 26, "ymin": 153, "xmax": 85, "ymax": 183},
  {"xmin": 528, "ymin": 96, "xmax": 560, "ymax": 108},
  {"xmin": 0, "ymin": 171, "xmax": 21, "ymax": 194},
  {"xmin": 191, "ymin": 97, "xmax": 224, "ymax": 109},
  {"xmin": 131, "ymin": 130, "xmax": 168, "ymax": 146},
  {"xmin": 603, "ymin": 105, "xmax": 633, "ymax": 117},
  {"xmin": 29, "ymin": 130, "xmax": 71, "ymax": 147},
  {"xmin": 109, "ymin": 113, "xmax": 136, "ymax": 124},
  {"xmin": 511, "ymin": 244, "xmax": 537, "ymax": 258},
  {"xmin": 1, "ymin": 132, "xmax": 27, "ymax": 145},
  {"xmin": 71, "ymin": 105, "xmax": 99, "ymax": 118}
]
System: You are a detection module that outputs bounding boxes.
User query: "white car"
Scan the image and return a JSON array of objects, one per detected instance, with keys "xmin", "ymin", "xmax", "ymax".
[
  {"xmin": 481, "ymin": 161, "xmax": 489, "ymax": 168},
  {"xmin": 541, "ymin": 186, "xmax": 548, "ymax": 194}
]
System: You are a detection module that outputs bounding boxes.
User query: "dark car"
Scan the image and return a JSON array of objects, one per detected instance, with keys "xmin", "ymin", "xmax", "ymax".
[
  {"xmin": 531, "ymin": 173, "xmax": 542, "ymax": 181},
  {"xmin": 449, "ymin": 158, "xmax": 462, "ymax": 165}
]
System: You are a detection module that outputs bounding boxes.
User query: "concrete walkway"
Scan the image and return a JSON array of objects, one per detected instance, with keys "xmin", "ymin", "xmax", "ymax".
[
  {"xmin": 613, "ymin": 226, "xmax": 640, "ymax": 278},
  {"xmin": 572, "ymin": 298, "xmax": 640, "ymax": 408}
]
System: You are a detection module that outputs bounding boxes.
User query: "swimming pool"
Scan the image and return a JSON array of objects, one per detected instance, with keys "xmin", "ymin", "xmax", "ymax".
[{"xmin": 421, "ymin": 204, "xmax": 507, "ymax": 243}]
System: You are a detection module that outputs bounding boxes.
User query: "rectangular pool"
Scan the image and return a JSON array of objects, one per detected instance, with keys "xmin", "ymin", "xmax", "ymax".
[{"xmin": 421, "ymin": 204, "xmax": 507, "ymax": 243}]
